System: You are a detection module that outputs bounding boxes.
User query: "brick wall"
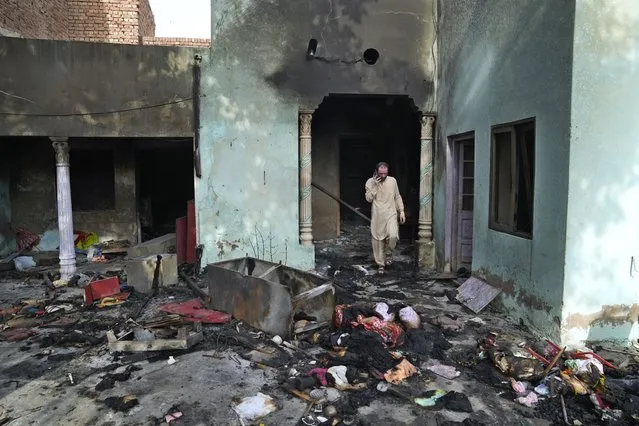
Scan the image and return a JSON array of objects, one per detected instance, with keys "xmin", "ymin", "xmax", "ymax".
[
  {"xmin": 0, "ymin": 0, "xmax": 68, "ymax": 39},
  {"xmin": 0, "ymin": 0, "xmax": 210, "ymax": 47},
  {"xmin": 67, "ymin": 0, "xmax": 111, "ymax": 43},
  {"xmin": 141, "ymin": 37, "xmax": 211, "ymax": 48},
  {"xmin": 67, "ymin": 0, "xmax": 146, "ymax": 44},
  {"xmin": 138, "ymin": 0, "xmax": 154, "ymax": 37}
]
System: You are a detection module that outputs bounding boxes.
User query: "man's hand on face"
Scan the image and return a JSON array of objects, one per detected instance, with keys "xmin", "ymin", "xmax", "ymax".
[
  {"xmin": 374, "ymin": 167, "xmax": 388, "ymax": 184},
  {"xmin": 399, "ymin": 211, "xmax": 406, "ymax": 224}
]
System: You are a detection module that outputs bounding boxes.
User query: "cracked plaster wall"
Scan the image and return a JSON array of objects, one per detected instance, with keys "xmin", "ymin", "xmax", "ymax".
[
  {"xmin": 562, "ymin": 0, "xmax": 639, "ymax": 346},
  {"xmin": 199, "ymin": 0, "xmax": 436, "ymax": 269},
  {"xmin": 435, "ymin": 0, "xmax": 575, "ymax": 340}
]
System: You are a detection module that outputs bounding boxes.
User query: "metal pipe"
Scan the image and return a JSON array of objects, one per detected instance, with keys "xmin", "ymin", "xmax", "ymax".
[
  {"xmin": 192, "ymin": 55, "xmax": 202, "ymax": 178},
  {"xmin": 311, "ymin": 182, "xmax": 371, "ymax": 223}
]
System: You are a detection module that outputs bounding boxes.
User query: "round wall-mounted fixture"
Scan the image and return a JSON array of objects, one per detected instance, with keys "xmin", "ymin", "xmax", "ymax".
[{"xmin": 363, "ymin": 48, "xmax": 380, "ymax": 65}]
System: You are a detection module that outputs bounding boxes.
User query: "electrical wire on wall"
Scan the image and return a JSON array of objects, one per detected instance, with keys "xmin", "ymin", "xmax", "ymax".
[
  {"xmin": 0, "ymin": 96, "xmax": 201, "ymax": 117},
  {"xmin": 306, "ymin": 38, "xmax": 380, "ymax": 66}
]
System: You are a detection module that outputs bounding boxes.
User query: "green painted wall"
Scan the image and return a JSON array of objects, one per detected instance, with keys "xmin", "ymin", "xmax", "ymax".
[
  {"xmin": 199, "ymin": 0, "xmax": 436, "ymax": 269},
  {"xmin": 562, "ymin": 0, "xmax": 639, "ymax": 346},
  {"xmin": 436, "ymin": 0, "xmax": 575, "ymax": 339}
]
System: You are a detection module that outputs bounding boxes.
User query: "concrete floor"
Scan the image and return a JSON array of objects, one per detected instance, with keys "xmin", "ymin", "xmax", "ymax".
[{"xmin": 1, "ymin": 224, "xmax": 622, "ymax": 425}]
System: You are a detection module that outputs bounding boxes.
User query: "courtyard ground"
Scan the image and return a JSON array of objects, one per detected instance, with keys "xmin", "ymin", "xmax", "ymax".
[{"xmin": 1, "ymin": 225, "xmax": 637, "ymax": 425}]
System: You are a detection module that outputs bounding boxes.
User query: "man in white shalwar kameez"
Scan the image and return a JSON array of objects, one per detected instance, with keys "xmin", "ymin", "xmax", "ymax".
[{"xmin": 365, "ymin": 162, "xmax": 405, "ymax": 274}]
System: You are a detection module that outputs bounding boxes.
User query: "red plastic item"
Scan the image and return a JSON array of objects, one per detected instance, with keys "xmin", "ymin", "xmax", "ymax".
[
  {"xmin": 333, "ymin": 305, "xmax": 404, "ymax": 348},
  {"xmin": 526, "ymin": 347, "xmax": 550, "ymax": 365},
  {"xmin": 186, "ymin": 200, "xmax": 196, "ymax": 264},
  {"xmin": 176, "ymin": 216, "xmax": 187, "ymax": 265},
  {"xmin": 159, "ymin": 299, "xmax": 231, "ymax": 323},
  {"xmin": 84, "ymin": 277, "xmax": 120, "ymax": 305}
]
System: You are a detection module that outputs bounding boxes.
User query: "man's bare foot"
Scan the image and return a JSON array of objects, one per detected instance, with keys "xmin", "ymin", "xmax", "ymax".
[{"xmin": 377, "ymin": 266, "xmax": 385, "ymax": 275}]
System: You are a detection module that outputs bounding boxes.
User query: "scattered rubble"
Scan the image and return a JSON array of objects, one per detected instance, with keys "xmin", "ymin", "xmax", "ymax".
[
  {"xmin": 0, "ymin": 224, "xmax": 637, "ymax": 424},
  {"xmin": 104, "ymin": 394, "xmax": 139, "ymax": 412}
]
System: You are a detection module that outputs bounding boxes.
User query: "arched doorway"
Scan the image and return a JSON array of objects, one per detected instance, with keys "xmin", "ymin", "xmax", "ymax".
[{"xmin": 310, "ymin": 94, "xmax": 421, "ymax": 243}]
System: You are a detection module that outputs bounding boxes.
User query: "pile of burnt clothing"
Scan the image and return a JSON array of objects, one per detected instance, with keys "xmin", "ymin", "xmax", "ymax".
[
  {"xmin": 318, "ymin": 302, "xmax": 452, "ymax": 384},
  {"xmin": 285, "ymin": 302, "xmax": 434, "ymax": 393},
  {"xmin": 319, "ymin": 331, "xmax": 418, "ymax": 386},
  {"xmin": 333, "ymin": 303, "xmax": 420, "ymax": 343},
  {"xmin": 280, "ymin": 302, "xmax": 470, "ymax": 425},
  {"xmin": 477, "ymin": 333, "xmax": 639, "ymax": 422},
  {"xmin": 331, "ymin": 303, "xmax": 452, "ymax": 357}
]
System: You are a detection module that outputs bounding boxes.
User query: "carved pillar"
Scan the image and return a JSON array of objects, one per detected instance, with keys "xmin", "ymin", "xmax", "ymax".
[
  {"xmin": 417, "ymin": 114, "xmax": 436, "ymax": 269},
  {"xmin": 51, "ymin": 138, "xmax": 76, "ymax": 279},
  {"xmin": 299, "ymin": 112, "xmax": 313, "ymax": 245}
]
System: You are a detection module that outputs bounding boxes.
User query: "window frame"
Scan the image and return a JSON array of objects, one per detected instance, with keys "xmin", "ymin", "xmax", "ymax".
[{"xmin": 489, "ymin": 118, "xmax": 535, "ymax": 239}]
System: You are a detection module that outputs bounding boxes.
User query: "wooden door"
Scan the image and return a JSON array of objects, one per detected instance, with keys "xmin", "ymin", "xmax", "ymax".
[{"xmin": 456, "ymin": 140, "xmax": 474, "ymax": 270}]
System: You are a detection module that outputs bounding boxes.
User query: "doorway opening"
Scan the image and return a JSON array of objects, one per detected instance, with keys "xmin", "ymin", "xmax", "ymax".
[
  {"xmin": 447, "ymin": 133, "xmax": 475, "ymax": 272},
  {"xmin": 135, "ymin": 138, "xmax": 194, "ymax": 242},
  {"xmin": 311, "ymin": 94, "xmax": 421, "ymax": 244}
]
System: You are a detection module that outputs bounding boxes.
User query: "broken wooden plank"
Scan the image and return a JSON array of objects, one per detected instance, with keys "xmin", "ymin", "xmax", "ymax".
[
  {"xmin": 106, "ymin": 323, "xmax": 203, "ymax": 352},
  {"xmin": 144, "ymin": 315, "xmax": 185, "ymax": 329},
  {"xmin": 106, "ymin": 334, "xmax": 202, "ymax": 352},
  {"xmin": 294, "ymin": 321, "xmax": 329, "ymax": 335},
  {"xmin": 455, "ymin": 276, "xmax": 501, "ymax": 313},
  {"xmin": 101, "ymin": 248, "xmax": 128, "ymax": 254},
  {"xmin": 179, "ymin": 271, "xmax": 211, "ymax": 303},
  {"xmin": 428, "ymin": 271, "xmax": 459, "ymax": 280}
]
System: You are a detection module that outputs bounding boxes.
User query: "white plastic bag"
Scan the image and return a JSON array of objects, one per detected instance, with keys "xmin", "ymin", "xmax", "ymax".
[
  {"xmin": 327, "ymin": 366, "xmax": 350, "ymax": 389},
  {"xmin": 375, "ymin": 302, "xmax": 395, "ymax": 321},
  {"xmin": 427, "ymin": 364, "xmax": 461, "ymax": 379},
  {"xmin": 232, "ymin": 393, "xmax": 278, "ymax": 422},
  {"xmin": 565, "ymin": 358, "xmax": 604, "ymax": 375},
  {"xmin": 399, "ymin": 306, "xmax": 421, "ymax": 328},
  {"xmin": 14, "ymin": 256, "xmax": 36, "ymax": 271}
]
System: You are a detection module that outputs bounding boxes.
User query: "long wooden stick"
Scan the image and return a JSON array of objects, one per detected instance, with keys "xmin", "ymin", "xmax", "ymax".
[
  {"xmin": 311, "ymin": 182, "xmax": 371, "ymax": 223},
  {"xmin": 560, "ymin": 394, "xmax": 569, "ymax": 424},
  {"xmin": 179, "ymin": 271, "xmax": 211, "ymax": 303},
  {"xmin": 543, "ymin": 346, "xmax": 566, "ymax": 376}
]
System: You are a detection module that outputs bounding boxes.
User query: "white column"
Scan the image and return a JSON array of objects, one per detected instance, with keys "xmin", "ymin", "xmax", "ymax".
[
  {"xmin": 299, "ymin": 112, "xmax": 313, "ymax": 245},
  {"xmin": 417, "ymin": 114, "xmax": 436, "ymax": 269},
  {"xmin": 51, "ymin": 138, "xmax": 76, "ymax": 279},
  {"xmin": 418, "ymin": 114, "xmax": 436, "ymax": 242}
]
